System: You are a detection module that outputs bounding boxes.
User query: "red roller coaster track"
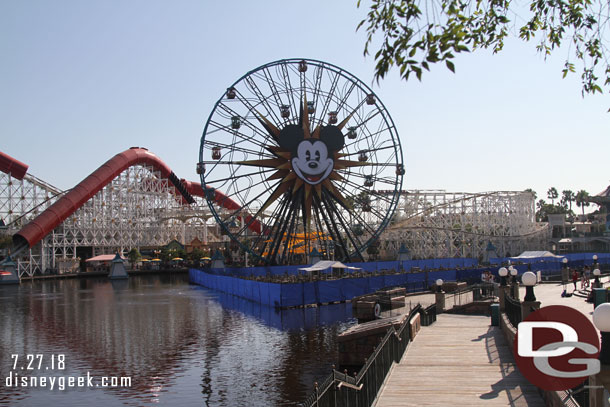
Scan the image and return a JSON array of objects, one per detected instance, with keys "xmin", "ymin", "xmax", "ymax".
[
  {"xmin": 0, "ymin": 151, "xmax": 29, "ymax": 180},
  {"xmin": 181, "ymin": 179, "xmax": 262, "ymax": 235},
  {"xmin": 11, "ymin": 147, "xmax": 260, "ymax": 252}
]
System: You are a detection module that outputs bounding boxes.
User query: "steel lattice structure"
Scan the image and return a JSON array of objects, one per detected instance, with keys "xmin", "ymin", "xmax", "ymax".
[
  {"xmin": 47, "ymin": 164, "xmax": 211, "ymax": 258},
  {"xmin": 376, "ymin": 190, "xmax": 548, "ymax": 260},
  {"xmin": 0, "ymin": 172, "xmax": 62, "ymax": 232},
  {"xmin": 2, "ymin": 149, "xmax": 224, "ymax": 277},
  {"xmin": 0, "ymin": 168, "xmax": 66, "ymax": 276}
]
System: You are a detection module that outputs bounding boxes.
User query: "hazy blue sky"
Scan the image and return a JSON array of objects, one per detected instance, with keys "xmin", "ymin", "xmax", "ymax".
[{"xmin": 1, "ymin": 1, "xmax": 608, "ymax": 204}]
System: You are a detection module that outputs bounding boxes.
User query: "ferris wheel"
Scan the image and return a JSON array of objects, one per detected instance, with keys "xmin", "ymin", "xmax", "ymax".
[{"xmin": 199, "ymin": 58, "xmax": 404, "ymax": 265}]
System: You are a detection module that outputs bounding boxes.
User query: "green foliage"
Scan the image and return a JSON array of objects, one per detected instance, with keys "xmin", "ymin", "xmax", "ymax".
[
  {"xmin": 561, "ymin": 189, "xmax": 575, "ymax": 211},
  {"xmin": 188, "ymin": 248, "xmax": 205, "ymax": 262},
  {"xmin": 547, "ymin": 187, "xmax": 558, "ymax": 205},
  {"xmin": 160, "ymin": 247, "xmax": 171, "ymax": 262},
  {"xmin": 357, "ymin": 0, "xmax": 610, "ymax": 98},
  {"xmin": 536, "ymin": 200, "xmax": 572, "ymax": 222},
  {"xmin": 575, "ymin": 189, "xmax": 591, "ymax": 214},
  {"xmin": 127, "ymin": 248, "xmax": 141, "ymax": 264}
]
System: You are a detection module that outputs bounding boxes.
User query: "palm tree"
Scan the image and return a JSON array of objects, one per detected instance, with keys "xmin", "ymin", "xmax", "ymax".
[
  {"xmin": 547, "ymin": 187, "xmax": 558, "ymax": 206},
  {"xmin": 575, "ymin": 190, "xmax": 590, "ymax": 215},
  {"xmin": 561, "ymin": 190, "xmax": 575, "ymax": 211}
]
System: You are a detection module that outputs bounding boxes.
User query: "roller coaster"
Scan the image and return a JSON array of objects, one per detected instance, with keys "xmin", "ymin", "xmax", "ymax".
[
  {"xmin": 1, "ymin": 148, "xmax": 238, "ymax": 276},
  {"xmin": 0, "ymin": 147, "xmax": 548, "ymax": 276}
]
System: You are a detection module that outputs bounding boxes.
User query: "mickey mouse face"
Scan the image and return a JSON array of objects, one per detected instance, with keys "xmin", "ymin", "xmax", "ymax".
[
  {"xmin": 291, "ymin": 140, "xmax": 334, "ymax": 185},
  {"xmin": 278, "ymin": 124, "xmax": 345, "ymax": 186}
]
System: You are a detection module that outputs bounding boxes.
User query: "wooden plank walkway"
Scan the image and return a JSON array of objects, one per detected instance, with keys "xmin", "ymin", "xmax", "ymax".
[{"xmin": 374, "ymin": 314, "xmax": 545, "ymax": 406}]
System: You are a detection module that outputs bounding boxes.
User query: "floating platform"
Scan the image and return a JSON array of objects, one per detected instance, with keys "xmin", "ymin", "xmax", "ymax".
[
  {"xmin": 189, "ymin": 263, "xmax": 521, "ymax": 309},
  {"xmin": 189, "ymin": 267, "xmax": 477, "ymax": 309},
  {"xmin": 189, "ymin": 268, "xmax": 409, "ymax": 308}
]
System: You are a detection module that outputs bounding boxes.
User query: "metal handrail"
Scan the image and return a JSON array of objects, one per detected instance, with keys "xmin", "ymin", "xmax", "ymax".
[
  {"xmin": 504, "ymin": 293, "xmax": 522, "ymax": 328},
  {"xmin": 300, "ymin": 303, "xmax": 436, "ymax": 407}
]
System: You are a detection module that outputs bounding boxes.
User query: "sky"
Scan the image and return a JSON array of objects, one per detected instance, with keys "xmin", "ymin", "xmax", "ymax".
[{"xmin": 1, "ymin": 0, "xmax": 608, "ymax": 205}]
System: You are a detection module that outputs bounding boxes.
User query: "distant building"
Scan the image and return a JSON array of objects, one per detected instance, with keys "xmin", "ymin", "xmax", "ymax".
[
  {"xmin": 185, "ymin": 237, "xmax": 207, "ymax": 254},
  {"xmin": 547, "ymin": 184, "xmax": 610, "ymax": 253}
]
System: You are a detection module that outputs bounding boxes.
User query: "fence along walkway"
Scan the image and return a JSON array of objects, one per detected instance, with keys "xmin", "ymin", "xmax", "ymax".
[{"xmin": 374, "ymin": 314, "xmax": 544, "ymax": 406}]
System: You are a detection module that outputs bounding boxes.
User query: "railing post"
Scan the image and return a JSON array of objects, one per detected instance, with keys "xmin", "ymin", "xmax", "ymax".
[
  {"xmin": 520, "ymin": 300, "xmax": 540, "ymax": 320},
  {"xmin": 498, "ymin": 285, "xmax": 509, "ymax": 311},
  {"xmin": 511, "ymin": 280, "xmax": 520, "ymax": 300},
  {"xmin": 435, "ymin": 291, "xmax": 445, "ymax": 313}
]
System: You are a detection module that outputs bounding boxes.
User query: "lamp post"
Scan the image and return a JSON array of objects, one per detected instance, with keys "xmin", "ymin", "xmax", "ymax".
[
  {"xmin": 509, "ymin": 266, "xmax": 517, "ymax": 280},
  {"xmin": 522, "ymin": 271, "xmax": 537, "ymax": 302},
  {"xmin": 561, "ymin": 257, "xmax": 569, "ymax": 286},
  {"xmin": 510, "ymin": 267, "xmax": 519, "ymax": 299},
  {"xmin": 498, "ymin": 267, "xmax": 509, "ymax": 311},
  {"xmin": 436, "ymin": 279, "xmax": 444, "ymax": 293},
  {"xmin": 435, "ymin": 279, "xmax": 445, "ymax": 313},
  {"xmin": 594, "ymin": 268, "xmax": 601, "ymax": 288},
  {"xmin": 498, "ymin": 267, "xmax": 508, "ymax": 286},
  {"xmin": 520, "ymin": 271, "xmax": 540, "ymax": 319}
]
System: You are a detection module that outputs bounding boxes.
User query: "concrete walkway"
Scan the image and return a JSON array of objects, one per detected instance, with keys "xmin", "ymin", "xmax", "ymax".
[
  {"xmin": 374, "ymin": 314, "xmax": 545, "ymax": 406},
  {"xmin": 516, "ymin": 276, "xmax": 610, "ymax": 325}
]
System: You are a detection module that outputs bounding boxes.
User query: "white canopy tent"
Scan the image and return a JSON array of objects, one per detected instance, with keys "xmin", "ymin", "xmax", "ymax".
[
  {"xmin": 298, "ymin": 260, "xmax": 361, "ymax": 273},
  {"xmin": 510, "ymin": 251, "xmax": 564, "ymax": 259}
]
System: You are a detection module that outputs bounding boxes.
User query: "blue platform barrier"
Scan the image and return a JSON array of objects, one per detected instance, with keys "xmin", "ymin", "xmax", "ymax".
[{"xmin": 189, "ymin": 253, "xmax": 610, "ymax": 308}]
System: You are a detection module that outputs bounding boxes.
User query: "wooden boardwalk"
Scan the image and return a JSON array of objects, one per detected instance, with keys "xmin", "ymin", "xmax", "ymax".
[{"xmin": 374, "ymin": 314, "xmax": 545, "ymax": 406}]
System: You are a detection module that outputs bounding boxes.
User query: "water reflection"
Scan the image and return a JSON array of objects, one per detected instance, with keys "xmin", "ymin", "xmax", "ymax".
[{"xmin": 0, "ymin": 274, "xmax": 355, "ymax": 406}]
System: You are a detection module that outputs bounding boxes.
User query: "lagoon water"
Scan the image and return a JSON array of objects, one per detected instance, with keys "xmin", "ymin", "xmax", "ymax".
[{"xmin": 0, "ymin": 274, "xmax": 356, "ymax": 406}]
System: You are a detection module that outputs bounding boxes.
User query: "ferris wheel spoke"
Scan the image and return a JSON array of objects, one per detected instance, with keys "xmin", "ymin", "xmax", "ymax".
[
  {"xmin": 249, "ymin": 193, "xmax": 292, "ymax": 256},
  {"xmin": 333, "ymin": 81, "xmax": 358, "ymax": 115},
  {"xmin": 205, "ymin": 140, "xmax": 276, "ymax": 160},
  {"xmin": 312, "ymin": 194, "xmax": 345, "ymax": 259},
  {"xmin": 340, "ymin": 179, "xmax": 392, "ymax": 218},
  {"xmin": 279, "ymin": 62, "xmax": 300, "ymax": 121},
  {"xmin": 308, "ymin": 63, "xmax": 325, "ymax": 129},
  {"xmin": 216, "ymin": 178, "xmax": 283, "ymax": 228},
  {"xmin": 261, "ymin": 67, "xmax": 289, "ymax": 123},
  {"xmin": 318, "ymin": 191, "xmax": 356, "ymax": 261},
  {"xmin": 266, "ymin": 192, "xmax": 296, "ymax": 264},
  {"xmin": 251, "ymin": 194, "xmax": 286, "ymax": 261},
  {"xmin": 230, "ymin": 88, "xmax": 284, "ymax": 144},
  {"xmin": 279, "ymin": 189, "xmax": 303, "ymax": 264},
  {"xmin": 324, "ymin": 195, "xmax": 367, "ymax": 262},
  {"xmin": 341, "ymin": 142, "xmax": 395, "ymax": 158},
  {"xmin": 204, "ymin": 168, "xmax": 275, "ymax": 185},
  {"xmin": 207, "ymin": 119, "xmax": 273, "ymax": 152},
  {"xmin": 245, "ymin": 74, "xmax": 284, "ymax": 126},
  {"xmin": 347, "ymin": 170, "xmax": 396, "ymax": 187},
  {"xmin": 215, "ymin": 103, "xmax": 279, "ymax": 145},
  {"xmin": 317, "ymin": 69, "xmax": 341, "ymax": 126},
  {"xmin": 310, "ymin": 201, "xmax": 329, "ymax": 257}
]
